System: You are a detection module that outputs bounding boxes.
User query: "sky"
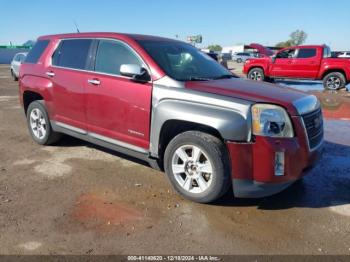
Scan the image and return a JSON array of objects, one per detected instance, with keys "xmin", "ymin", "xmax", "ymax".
[{"xmin": 1, "ymin": 0, "xmax": 349, "ymax": 50}]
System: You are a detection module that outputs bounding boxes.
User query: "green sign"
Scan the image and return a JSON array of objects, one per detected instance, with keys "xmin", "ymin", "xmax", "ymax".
[{"xmin": 0, "ymin": 45, "xmax": 31, "ymax": 49}]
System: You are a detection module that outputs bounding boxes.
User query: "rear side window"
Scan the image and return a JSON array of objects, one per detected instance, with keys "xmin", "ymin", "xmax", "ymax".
[
  {"xmin": 323, "ymin": 46, "xmax": 332, "ymax": 58},
  {"xmin": 20, "ymin": 54, "xmax": 26, "ymax": 62},
  {"xmin": 24, "ymin": 40, "xmax": 50, "ymax": 64},
  {"xmin": 13, "ymin": 54, "xmax": 20, "ymax": 62},
  {"xmin": 297, "ymin": 48, "xmax": 317, "ymax": 58},
  {"xmin": 94, "ymin": 40, "xmax": 142, "ymax": 75},
  {"xmin": 52, "ymin": 39, "xmax": 93, "ymax": 70}
]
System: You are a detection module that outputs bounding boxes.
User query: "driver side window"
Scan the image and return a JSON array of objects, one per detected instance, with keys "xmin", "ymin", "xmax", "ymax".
[
  {"xmin": 95, "ymin": 40, "xmax": 143, "ymax": 76},
  {"xmin": 276, "ymin": 49, "xmax": 296, "ymax": 59}
]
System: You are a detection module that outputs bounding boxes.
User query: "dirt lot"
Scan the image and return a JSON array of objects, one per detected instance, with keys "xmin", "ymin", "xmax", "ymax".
[{"xmin": 1, "ymin": 63, "xmax": 350, "ymax": 255}]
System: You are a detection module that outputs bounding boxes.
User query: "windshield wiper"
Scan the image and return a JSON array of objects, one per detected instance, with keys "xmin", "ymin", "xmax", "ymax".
[
  {"xmin": 188, "ymin": 77, "xmax": 211, "ymax": 81},
  {"xmin": 213, "ymin": 74, "xmax": 237, "ymax": 80}
]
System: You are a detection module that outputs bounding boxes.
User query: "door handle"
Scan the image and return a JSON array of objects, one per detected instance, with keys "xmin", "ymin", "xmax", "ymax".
[
  {"xmin": 88, "ymin": 79, "xmax": 101, "ymax": 85},
  {"xmin": 46, "ymin": 71, "xmax": 55, "ymax": 77}
]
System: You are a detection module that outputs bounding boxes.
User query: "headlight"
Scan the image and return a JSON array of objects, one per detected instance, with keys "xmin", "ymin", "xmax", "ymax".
[{"xmin": 251, "ymin": 104, "xmax": 294, "ymax": 138}]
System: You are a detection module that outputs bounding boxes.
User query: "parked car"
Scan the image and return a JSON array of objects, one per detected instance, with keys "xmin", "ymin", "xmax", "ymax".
[
  {"xmin": 10, "ymin": 52, "xmax": 27, "ymax": 81},
  {"xmin": 243, "ymin": 45, "xmax": 350, "ymax": 90},
  {"xmin": 232, "ymin": 52, "xmax": 254, "ymax": 63},
  {"xmin": 204, "ymin": 51, "xmax": 219, "ymax": 61},
  {"xmin": 19, "ymin": 33, "xmax": 323, "ymax": 203},
  {"xmin": 220, "ymin": 53, "xmax": 232, "ymax": 62},
  {"xmin": 338, "ymin": 52, "xmax": 350, "ymax": 58}
]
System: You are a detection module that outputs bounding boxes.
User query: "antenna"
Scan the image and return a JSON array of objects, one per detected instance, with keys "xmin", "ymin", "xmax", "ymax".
[{"xmin": 73, "ymin": 20, "xmax": 80, "ymax": 33}]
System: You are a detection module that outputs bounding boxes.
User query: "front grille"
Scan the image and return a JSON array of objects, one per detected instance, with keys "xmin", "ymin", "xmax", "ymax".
[{"xmin": 301, "ymin": 108, "xmax": 324, "ymax": 150}]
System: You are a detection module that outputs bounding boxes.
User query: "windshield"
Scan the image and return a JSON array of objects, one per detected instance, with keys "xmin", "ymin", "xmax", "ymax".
[{"xmin": 137, "ymin": 40, "xmax": 234, "ymax": 81}]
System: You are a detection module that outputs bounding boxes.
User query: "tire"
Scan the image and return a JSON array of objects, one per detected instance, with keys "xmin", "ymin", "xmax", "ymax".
[
  {"xmin": 236, "ymin": 58, "xmax": 242, "ymax": 63},
  {"xmin": 11, "ymin": 70, "xmax": 18, "ymax": 81},
  {"xmin": 248, "ymin": 68, "xmax": 265, "ymax": 82},
  {"xmin": 164, "ymin": 131, "xmax": 231, "ymax": 203},
  {"xmin": 26, "ymin": 100, "xmax": 61, "ymax": 145},
  {"xmin": 323, "ymin": 72, "xmax": 346, "ymax": 90}
]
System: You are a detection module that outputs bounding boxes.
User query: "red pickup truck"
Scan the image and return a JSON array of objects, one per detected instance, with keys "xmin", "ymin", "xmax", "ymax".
[{"xmin": 243, "ymin": 45, "xmax": 350, "ymax": 90}]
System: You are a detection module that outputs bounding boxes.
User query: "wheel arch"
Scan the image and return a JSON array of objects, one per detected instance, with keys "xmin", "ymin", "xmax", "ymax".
[
  {"xmin": 150, "ymin": 99, "xmax": 252, "ymax": 159},
  {"xmin": 157, "ymin": 120, "xmax": 224, "ymax": 166},
  {"xmin": 20, "ymin": 75, "xmax": 54, "ymax": 115},
  {"xmin": 248, "ymin": 66, "xmax": 265, "ymax": 74},
  {"xmin": 23, "ymin": 91, "xmax": 44, "ymax": 114},
  {"xmin": 321, "ymin": 68, "xmax": 346, "ymax": 80}
]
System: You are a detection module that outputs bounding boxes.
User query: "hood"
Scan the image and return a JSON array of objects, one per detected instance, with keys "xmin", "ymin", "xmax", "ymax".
[
  {"xmin": 185, "ymin": 78, "xmax": 310, "ymax": 115},
  {"xmin": 248, "ymin": 43, "xmax": 274, "ymax": 56}
]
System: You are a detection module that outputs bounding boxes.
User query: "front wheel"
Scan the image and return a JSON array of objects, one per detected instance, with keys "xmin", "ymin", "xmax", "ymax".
[
  {"xmin": 27, "ymin": 101, "xmax": 61, "ymax": 145},
  {"xmin": 323, "ymin": 72, "xmax": 346, "ymax": 90},
  {"xmin": 248, "ymin": 68, "xmax": 265, "ymax": 82},
  {"xmin": 164, "ymin": 131, "xmax": 230, "ymax": 203}
]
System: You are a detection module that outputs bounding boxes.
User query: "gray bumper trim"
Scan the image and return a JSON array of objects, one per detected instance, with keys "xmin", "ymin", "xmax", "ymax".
[{"xmin": 233, "ymin": 179, "xmax": 296, "ymax": 198}]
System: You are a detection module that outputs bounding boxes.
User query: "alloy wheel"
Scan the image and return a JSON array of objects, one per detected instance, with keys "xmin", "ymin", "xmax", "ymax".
[
  {"xmin": 171, "ymin": 145, "xmax": 213, "ymax": 194},
  {"xmin": 30, "ymin": 108, "xmax": 47, "ymax": 140},
  {"xmin": 250, "ymin": 70, "xmax": 262, "ymax": 81},
  {"xmin": 326, "ymin": 76, "xmax": 341, "ymax": 90}
]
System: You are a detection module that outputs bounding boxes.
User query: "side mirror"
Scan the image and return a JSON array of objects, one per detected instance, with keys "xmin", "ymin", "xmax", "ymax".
[{"xmin": 120, "ymin": 64, "xmax": 151, "ymax": 82}]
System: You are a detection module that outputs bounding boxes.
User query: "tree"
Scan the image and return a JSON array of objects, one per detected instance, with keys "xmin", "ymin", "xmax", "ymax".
[
  {"xmin": 290, "ymin": 30, "xmax": 307, "ymax": 46},
  {"xmin": 275, "ymin": 40, "xmax": 294, "ymax": 48},
  {"xmin": 207, "ymin": 44, "xmax": 222, "ymax": 52},
  {"xmin": 275, "ymin": 30, "xmax": 307, "ymax": 48}
]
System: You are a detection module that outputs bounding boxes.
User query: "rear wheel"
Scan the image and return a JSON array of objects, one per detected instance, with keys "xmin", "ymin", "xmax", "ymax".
[
  {"xmin": 11, "ymin": 70, "xmax": 18, "ymax": 81},
  {"xmin": 27, "ymin": 101, "xmax": 61, "ymax": 145},
  {"xmin": 236, "ymin": 58, "xmax": 242, "ymax": 63},
  {"xmin": 323, "ymin": 72, "xmax": 346, "ymax": 90},
  {"xmin": 248, "ymin": 68, "xmax": 265, "ymax": 82},
  {"xmin": 164, "ymin": 131, "xmax": 230, "ymax": 203}
]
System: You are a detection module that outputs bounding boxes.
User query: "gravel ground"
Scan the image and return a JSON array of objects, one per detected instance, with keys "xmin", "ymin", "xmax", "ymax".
[{"xmin": 0, "ymin": 64, "xmax": 350, "ymax": 255}]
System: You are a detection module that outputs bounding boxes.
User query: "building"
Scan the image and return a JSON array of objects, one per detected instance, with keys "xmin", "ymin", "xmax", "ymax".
[
  {"xmin": 0, "ymin": 45, "xmax": 32, "ymax": 64},
  {"xmin": 222, "ymin": 45, "xmax": 247, "ymax": 54}
]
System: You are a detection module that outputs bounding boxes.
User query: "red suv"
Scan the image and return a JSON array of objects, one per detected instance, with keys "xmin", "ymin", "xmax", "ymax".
[{"xmin": 19, "ymin": 33, "xmax": 323, "ymax": 203}]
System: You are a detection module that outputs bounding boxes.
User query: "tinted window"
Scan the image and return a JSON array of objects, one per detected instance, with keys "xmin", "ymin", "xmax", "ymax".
[
  {"xmin": 18, "ymin": 54, "xmax": 26, "ymax": 62},
  {"xmin": 138, "ymin": 40, "xmax": 232, "ymax": 81},
  {"xmin": 95, "ymin": 40, "xmax": 142, "ymax": 75},
  {"xmin": 276, "ymin": 49, "xmax": 296, "ymax": 59},
  {"xmin": 323, "ymin": 46, "xmax": 332, "ymax": 58},
  {"xmin": 24, "ymin": 40, "xmax": 49, "ymax": 64},
  {"xmin": 52, "ymin": 39, "xmax": 92, "ymax": 70},
  {"xmin": 13, "ymin": 54, "xmax": 20, "ymax": 62},
  {"xmin": 297, "ymin": 48, "xmax": 317, "ymax": 58}
]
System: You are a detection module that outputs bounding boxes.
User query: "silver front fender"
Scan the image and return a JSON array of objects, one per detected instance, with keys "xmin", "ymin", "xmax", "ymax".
[{"xmin": 149, "ymin": 78, "xmax": 253, "ymax": 157}]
